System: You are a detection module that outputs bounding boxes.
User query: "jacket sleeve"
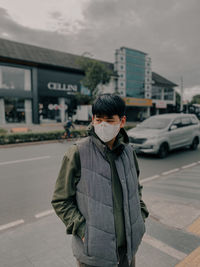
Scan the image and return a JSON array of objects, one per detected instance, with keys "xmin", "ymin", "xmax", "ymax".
[
  {"xmin": 133, "ymin": 150, "xmax": 149, "ymax": 221},
  {"xmin": 51, "ymin": 145, "xmax": 86, "ymax": 239}
]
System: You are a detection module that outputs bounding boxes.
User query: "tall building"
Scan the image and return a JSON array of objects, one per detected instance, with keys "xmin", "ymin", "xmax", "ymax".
[
  {"xmin": 115, "ymin": 47, "xmax": 152, "ymax": 99},
  {"xmin": 115, "ymin": 47, "xmax": 153, "ymax": 120}
]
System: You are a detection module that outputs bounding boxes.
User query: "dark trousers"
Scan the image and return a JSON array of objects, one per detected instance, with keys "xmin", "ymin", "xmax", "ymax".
[{"xmin": 77, "ymin": 247, "xmax": 135, "ymax": 267}]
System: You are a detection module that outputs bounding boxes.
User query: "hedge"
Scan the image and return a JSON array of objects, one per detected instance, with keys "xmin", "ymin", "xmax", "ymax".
[
  {"xmin": 0, "ymin": 129, "xmax": 87, "ymax": 145},
  {"xmin": 0, "ymin": 125, "xmax": 135, "ymax": 145}
]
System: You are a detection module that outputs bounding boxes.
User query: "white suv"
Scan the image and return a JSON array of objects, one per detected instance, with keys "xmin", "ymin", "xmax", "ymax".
[{"xmin": 127, "ymin": 113, "xmax": 200, "ymax": 158}]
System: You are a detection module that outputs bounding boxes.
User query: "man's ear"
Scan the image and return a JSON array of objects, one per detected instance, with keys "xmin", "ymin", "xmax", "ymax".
[{"xmin": 120, "ymin": 116, "xmax": 126, "ymax": 128}]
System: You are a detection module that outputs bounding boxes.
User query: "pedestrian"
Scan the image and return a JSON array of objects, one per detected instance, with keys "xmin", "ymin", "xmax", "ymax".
[
  {"xmin": 51, "ymin": 94, "xmax": 149, "ymax": 267},
  {"xmin": 63, "ymin": 117, "xmax": 75, "ymax": 139}
]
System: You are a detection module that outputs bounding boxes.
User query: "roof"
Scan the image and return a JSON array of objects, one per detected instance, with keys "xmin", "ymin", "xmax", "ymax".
[
  {"xmin": 0, "ymin": 38, "xmax": 114, "ymax": 73},
  {"xmin": 152, "ymin": 72, "xmax": 177, "ymax": 87},
  {"xmin": 119, "ymin": 47, "xmax": 147, "ymax": 55}
]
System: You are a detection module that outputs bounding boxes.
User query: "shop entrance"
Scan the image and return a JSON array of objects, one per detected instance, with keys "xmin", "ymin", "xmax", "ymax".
[{"xmin": 39, "ymin": 96, "xmax": 60, "ymax": 123}]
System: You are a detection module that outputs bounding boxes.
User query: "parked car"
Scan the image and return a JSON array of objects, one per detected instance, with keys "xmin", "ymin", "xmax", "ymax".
[{"xmin": 127, "ymin": 113, "xmax": 200, "ymax": 158}]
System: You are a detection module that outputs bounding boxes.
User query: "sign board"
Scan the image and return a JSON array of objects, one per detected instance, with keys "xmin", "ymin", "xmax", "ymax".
[
  {"xmin": 123, "ymin": 97, "xmax": 152, "ymax": 107},
  {"xmin": 155, "ymin": 101, "xmax": 167, "ymax": 109},
  {"xmin": 38, "ymin": 68, "xmax": 84, "ymax": 97}
]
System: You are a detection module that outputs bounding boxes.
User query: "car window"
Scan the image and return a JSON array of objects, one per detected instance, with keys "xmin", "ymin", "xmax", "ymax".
[
  {"xmin": 181, "ymin": 117, "xmax": 191, "ymax": 127},
  {"xmin": 172, "ymin": 118, "xmax": 182, "ymax": 128}
]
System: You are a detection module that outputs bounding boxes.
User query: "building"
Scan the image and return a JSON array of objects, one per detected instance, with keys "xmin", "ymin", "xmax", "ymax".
[
  {"xmin": 114, "ymin": 47, "xmax": 177, "ymax": 121},
  {"xmin": 0, "ymin": 38, "xmax": 114, "ymax": 125},
  {"xmin": 151, "ymin": 72, "xmax": 177, "ymax": 115},
  {"xmin": 115, "ymin": 47, "xmax": 152, "ymax": 121},
  {"xmin": 0, "ymin": 38, "xmax": 177, "ymax": 125}
]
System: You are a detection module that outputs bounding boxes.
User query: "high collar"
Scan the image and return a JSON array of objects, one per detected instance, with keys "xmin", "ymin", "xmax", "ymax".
[{"xmin": 87, "ymin": 123, "xmax": 129, "ymax": 157}]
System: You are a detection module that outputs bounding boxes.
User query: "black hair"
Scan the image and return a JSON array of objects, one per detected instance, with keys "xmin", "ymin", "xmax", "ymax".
[{"xmin": 92, "ymin": 94, "xmax": 126, "ymax": 118}]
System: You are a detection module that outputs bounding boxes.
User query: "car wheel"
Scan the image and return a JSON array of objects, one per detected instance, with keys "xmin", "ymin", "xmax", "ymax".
[
  {"xmin": 190, "ymin": 137, "xmax": 199, "ymax": 150},
  {"xmin": 158, "ymin": 143, "xmax": 169, "ymax": 158}
]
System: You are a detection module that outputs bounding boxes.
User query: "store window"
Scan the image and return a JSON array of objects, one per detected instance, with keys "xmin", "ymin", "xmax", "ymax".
[
  {"xmin": 39, "ymin": 97, "xmax": 61, "ymax": 123},
  {"xmin": 164, "ymin": 88, "xmax": 174, "ymax": 100},
  {"xmin": 5, "ymin": 97, "xmax": 25, "ymax": 123},
  {"xmin": 0, "ymin": 65, "xmax": 31, "ymax": 91},
  {"xmin": 152, "ymin": 86, "xmax": 162, "ymax": 100}
]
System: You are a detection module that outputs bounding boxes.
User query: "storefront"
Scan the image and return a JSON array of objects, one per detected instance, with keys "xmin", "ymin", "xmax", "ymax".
[
  {"xmin": 0, "ymin": 63, "xmax": 32, "ymax": 124},
  {"xmin": 0, "ymin": 38, "xmax": 86, "ymax": 125},
  {"xmin": 123, "ymin": 97, "xmax": 152, "ymax": 121},
  {"xmin": 37, "ymin": 68, "xmax": 83, "ymax": 123}
]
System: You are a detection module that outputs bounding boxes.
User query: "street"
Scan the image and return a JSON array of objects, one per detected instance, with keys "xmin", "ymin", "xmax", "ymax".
[
  {"xmin": 0, "ymin": 141, "xmax": 200, "ymax": 266},
  {"xmin": 0, "ymin": 141, "xmax": 199, "ymax": 226}
]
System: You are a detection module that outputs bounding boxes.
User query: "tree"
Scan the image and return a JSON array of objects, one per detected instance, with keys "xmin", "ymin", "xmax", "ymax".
[
  {"xmin": 191, "ymin": 94, "xmax": 200, "ymax": 104},
  {"xmin": 77, "ymin": 57, "xmax": 113, "ymax": 100}
]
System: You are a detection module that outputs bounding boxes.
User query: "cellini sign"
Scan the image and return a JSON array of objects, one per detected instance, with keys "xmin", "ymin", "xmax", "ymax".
[{"xmin": 47, "ymin": 82, "xmax": 78, "ymax": 93}]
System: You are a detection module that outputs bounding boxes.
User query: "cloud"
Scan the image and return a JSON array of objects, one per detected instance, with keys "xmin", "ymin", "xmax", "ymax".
[
  {"xmin": 0, "ymin": 0, "xmax": 200, "ymax": 98},
  {"xmin": 183, "ymin": 85, "xmax": 200, "ymax": 101}
]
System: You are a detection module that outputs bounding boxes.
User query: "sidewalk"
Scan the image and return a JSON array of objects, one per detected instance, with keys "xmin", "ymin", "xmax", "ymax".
[
  {"xmin": 1, "ymin": 121, "xmax": 137, "ymax": 134},
  {"xmin": 0, "ymin": 164, "xmax": 200, "ymax": 267}
]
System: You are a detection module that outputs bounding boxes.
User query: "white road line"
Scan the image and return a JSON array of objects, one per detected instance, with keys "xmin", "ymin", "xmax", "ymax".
[
  {"xmin": 0, "ymin": 156, "xmax": 51, "ymax": 166},
  {"xmin": 143, "ymin": 234, "xmax": 187, "ymax": 261},
  {"xmin": 162, "ymin": 168, "xmax": 180, "ymax": 176},
  {"xmin": 35, "ymin": 209, "xmax": 54, "ymax": 218},
  {"xmin": 141, "ymin": 175, "xmax": 160, "ymax": 184},
  {"xmin": 182, "ymin": 162, "xmax": 198, "ymax": 169},
  {"xmin": 0, "ymin": 219, "xmax": 24, "ymax": 231}
]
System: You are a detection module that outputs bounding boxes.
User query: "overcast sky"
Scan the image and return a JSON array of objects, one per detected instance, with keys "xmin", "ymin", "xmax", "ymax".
[{"xmin": 0, "ymin": 0, "xmax": 200, "ymax": 101}]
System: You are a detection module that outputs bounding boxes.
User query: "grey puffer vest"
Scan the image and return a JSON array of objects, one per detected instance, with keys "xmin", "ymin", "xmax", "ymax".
[{"xmin": 72, "ymin": 136, "xmax": 145, "ymax": 267}]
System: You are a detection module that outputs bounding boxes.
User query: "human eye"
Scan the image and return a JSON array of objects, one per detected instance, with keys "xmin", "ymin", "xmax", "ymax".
[{"xmin": 96, "ymin": 118, "xmax": 102, "ymax": 123}]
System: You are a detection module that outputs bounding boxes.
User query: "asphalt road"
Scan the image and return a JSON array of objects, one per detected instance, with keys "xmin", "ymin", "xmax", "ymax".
[{"xmin": 0, "ymin": 140, "xmax": 199, "ymax": 226}]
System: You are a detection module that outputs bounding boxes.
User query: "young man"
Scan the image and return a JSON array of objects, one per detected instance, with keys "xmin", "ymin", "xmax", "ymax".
[{"xmin": 51, "ymin": 94, "xmax": 149, "ymax": 267}]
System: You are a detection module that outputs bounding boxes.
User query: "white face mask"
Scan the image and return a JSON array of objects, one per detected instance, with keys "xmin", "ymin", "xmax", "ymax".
[{"xmin": 94, "ymin": 121, "xmax": 121, "ymax": 143}]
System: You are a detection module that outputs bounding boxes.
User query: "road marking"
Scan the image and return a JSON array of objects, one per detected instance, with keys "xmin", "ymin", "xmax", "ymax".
[
  {"xmin": 141, "ymin": 175, "xmax": 160, "ymax": 184},
  {"xmin": 162, "ymin": 168, "xmax": 180, "ymax": 176},
  {"xmin": 187, "ymin": 216, "xmax": 200, "ymax": 236},
  {"xmin": 0, "ymin": 156, "xmax": 51, "ymax": 166},
  {"xmin": 35, "ymin": 209, "xmax": 54, "ymax": 218},
  {"xmin": 142, "ymin": 161, "xmax": 200, "ymax": 184},
  {"xmin": 0, "ymin": 219, "xmax": 24, "ymax": 231},
  {"xmin": 182, "ymin": 162, "xmax": 198, "ymax": 169},
  {"xmin": 174, "ymin": 246, "xmax": 200, "ymax": 267},
  {"xmin": 143, "ymin": 234, "xmax": 187, "ymax": 261}
]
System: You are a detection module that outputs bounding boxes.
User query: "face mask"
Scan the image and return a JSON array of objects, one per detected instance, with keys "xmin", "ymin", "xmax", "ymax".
[{"xmin": 94, "ymin": 121, "xmax": 121, "ymax": 143}]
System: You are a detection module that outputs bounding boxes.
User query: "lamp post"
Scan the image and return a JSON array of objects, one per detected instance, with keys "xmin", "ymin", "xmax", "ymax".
[{"xmin": 180, "ymin": 76, "xmax": 183, "ymax": 112}]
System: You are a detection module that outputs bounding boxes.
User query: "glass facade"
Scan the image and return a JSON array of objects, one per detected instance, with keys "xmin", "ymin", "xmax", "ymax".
[
  {"xmin": 125, "ymin": 49, "xmax": 145, "ymax": 98},
  {"xmin": 5, "ymin": 97, "xmax": 25, "ymax": 123},
  {"xmin": 39, "ymin": 96, "xmax": 60, "ymax": 122},
  {"xmin": 0, "ymin": 65, "xmax": 31, "ymax": 91},
  {"xmin": 152, "ymin": 86, "xmax": 162, "ymax": 100},
  {"xmin": 164, "ymin": 88, "xmax": 174, "ymax": 100}
]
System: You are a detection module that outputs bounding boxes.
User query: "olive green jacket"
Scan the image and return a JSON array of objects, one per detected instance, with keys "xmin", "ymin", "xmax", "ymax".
[{"xmin": 51, "ymin": 125, "xmax": 149, "ymax": 247}]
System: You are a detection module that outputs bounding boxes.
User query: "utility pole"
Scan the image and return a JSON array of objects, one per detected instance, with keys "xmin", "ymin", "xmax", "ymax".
[{"xmin": 180, "ymin": 76, "xmax": 183, "ymax": 112}]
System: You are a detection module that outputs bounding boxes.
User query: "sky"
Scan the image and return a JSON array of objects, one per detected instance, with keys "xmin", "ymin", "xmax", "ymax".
[{"xmin": 0, "ymin": 0, "xmax": 200, "ymax": 101}]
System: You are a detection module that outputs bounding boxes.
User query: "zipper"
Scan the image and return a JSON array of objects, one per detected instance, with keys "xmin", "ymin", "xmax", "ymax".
[
  {"xmin": 110, "ymin": 159, "xmax": 120, "ymax": 264},
  {"xmin": 107, "ymin": 151, "xmax": 120, "ymax": 265}
]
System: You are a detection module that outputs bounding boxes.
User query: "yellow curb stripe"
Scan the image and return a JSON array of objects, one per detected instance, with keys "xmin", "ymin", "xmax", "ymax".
[
  {"xmin": 174, "ymin": 247, "xmax": 200, "ymax": 267},
  {"xmin": 187, "ymin": 217, "xmax": 200, "ymax": 236}
]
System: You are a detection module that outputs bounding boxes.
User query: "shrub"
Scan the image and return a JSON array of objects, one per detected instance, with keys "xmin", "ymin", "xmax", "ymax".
[
  {"xmin": 0, "ymin": 129, "xmax": 87, "ymax": 145},
  {"xmin": 0, "ymin": 128, "xmax": 8, "ymax": 135}
]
